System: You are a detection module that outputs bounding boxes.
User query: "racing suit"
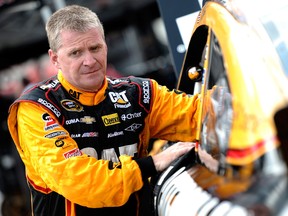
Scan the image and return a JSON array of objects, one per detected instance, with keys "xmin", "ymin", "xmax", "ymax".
[{"xmin": 7, "ymin": 71, "xmax": 200, "ymax": 216}]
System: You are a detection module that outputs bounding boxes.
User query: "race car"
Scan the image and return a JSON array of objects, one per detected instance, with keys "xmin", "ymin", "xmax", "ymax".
[{"xmin": 153, "ymin": 0, "xmax": 288, "ymax": 215}]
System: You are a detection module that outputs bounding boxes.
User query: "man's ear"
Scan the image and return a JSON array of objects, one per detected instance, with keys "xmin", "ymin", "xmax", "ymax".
[{"xmin": 48, "ymin": 49, "xmax": 59, "ymax": 68}]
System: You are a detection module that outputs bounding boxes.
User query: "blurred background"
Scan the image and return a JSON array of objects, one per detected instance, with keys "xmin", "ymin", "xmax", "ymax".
[{"xmin": 0, "ymin": 0, "xmax": 177, "ymax": 215}]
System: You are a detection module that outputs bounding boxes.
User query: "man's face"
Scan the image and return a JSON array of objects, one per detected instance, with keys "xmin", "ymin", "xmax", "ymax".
[{"xmin": 49, "ymin": 28, "xmax": 107, "ymax": 92}]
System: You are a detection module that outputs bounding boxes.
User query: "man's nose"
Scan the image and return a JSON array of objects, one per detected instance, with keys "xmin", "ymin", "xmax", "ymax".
[{"xmin": 83, "ymin": 52, "xmax": 96, "ymax": 66}]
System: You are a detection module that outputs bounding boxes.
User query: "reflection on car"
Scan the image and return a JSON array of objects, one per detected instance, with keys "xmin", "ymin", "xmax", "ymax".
[{"xmin": 153, "ymin": 0, "xmax": 288, "ymax": 215}]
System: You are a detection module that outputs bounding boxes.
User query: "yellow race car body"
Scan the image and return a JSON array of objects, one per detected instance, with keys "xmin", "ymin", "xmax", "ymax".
[{"xmin": 154, "ymin": 0, "xmax": 288, "ymax": 215}]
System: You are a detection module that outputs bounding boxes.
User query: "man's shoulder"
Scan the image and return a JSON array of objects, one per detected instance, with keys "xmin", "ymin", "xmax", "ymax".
[{"xmin": 18, "ymin": 76, "xmax": 61, "ymax": 100}]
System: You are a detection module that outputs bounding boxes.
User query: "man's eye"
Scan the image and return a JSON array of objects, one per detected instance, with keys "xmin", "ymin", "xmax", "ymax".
[
  {"xmin": 91, "ymin": 46, "xmax": 100, "ymax": 52},
  {"xmin": 71, "ymin": 51, "xmax": 79, "ymax": 55}
]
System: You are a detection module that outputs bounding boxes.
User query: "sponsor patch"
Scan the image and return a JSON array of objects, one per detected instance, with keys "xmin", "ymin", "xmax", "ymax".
[
  {"xmin": 66, "ymin": 118, "xmax": 80, "ymax": 125},
  {"xmin": 71, "ymin": 134, "xmax": 81, "ymax": 138},
  {"xmin": 45, "ymin": 131, "xmax": 67, "ymax": 138},
  {"xmin": 80, "ymin": 116, "xmax": 96, "ymax": 124},
  {"xmin": 39, "ymin": 80, "xmax": 59, "ymax": 90},
  {"xmin": 107, "ymin": 78, "xmax": 129, "ymax": 85},
  {"xmin": 63, "ymin": 148, "xmax": 82, "ymax": 159},
  {"xmin": 82, "ymin": 132, "xmax": 98, "ymax": 137},
  {"xmin": 108, "ymin": 91, "xmax": 131, "ymax": 108},
  {"xmin": 38, "ymin": 99, "xmax": 61, "ymax": 117},
  {"xmin": 65, "ymin": 116, "xmax": 96, "ymax": 125},
  {"xmin": 125, "ymin": 123, "xmax": 142, "ymax": 132},
  {"xmin": 107, "ymin": 131, "xmax": 124, "ymax": 138},
  {"xmin": 61, "ymin": 99, "xmax": 83, "ymax": 112},
  {"xmin": 42, "ymin": 113, "xmax": 59, "ymax": 131},
  {"xmin": 121, "ymin": 112, "xmax": 141, "ymax": 121},
  {"xmin": 142, "ymin": 80, "xmax": 150, "ymax": 104},
  {"xmin": 68, "ymin": 89, "xmax": 82, "ymax": 99},
  {"xmin": 102, "ymin": 113, "xmax": 120, "ymax": 126},
  {"xmin": 55, "ymin": 138, "xmax": 65, "ymax": 147}
]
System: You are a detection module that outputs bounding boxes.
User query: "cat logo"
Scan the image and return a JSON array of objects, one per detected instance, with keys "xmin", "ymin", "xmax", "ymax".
[
  {"xmin": 68, "ymin": 89, "xmax": 82, "ymax": 99},
  {"xmin": 55, "ymin": 138, "xmax": 65, "ymax": 147},
  {"xmin": 102, "ymin": 113, "xmax": 120, "ymax": 126},
  {"xmin": 108, "ymin": 91, "xmax": 131, "ymax": 108},
  {"xmin": 61, "ymin": 99, "xmax": 83, "ymax": 112},
  {"xmin": 80, "ymin": 116, "xmax": 96, "ymax": 124}
]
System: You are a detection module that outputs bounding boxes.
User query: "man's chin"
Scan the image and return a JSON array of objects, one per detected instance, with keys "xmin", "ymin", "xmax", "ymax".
[{"xmin": 81, "ymin": 81, "xmax": 102, "ymax": 92}]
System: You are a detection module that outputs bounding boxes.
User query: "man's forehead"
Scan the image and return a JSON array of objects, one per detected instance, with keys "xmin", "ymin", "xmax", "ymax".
[{"xmin": 59, "ymin": 29, "xmax": 104, "ymax": 46}]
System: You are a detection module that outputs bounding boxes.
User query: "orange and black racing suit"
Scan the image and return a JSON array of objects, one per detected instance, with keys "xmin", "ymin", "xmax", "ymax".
[{"xmin": 7, "ymin": 71, "xmax": 200, "ymax": 216}]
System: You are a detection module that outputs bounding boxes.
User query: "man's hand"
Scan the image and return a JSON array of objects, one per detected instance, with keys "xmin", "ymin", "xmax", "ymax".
[{"xmin": 151, "ymin": 142, "xmax": 195, "ymax": 172}]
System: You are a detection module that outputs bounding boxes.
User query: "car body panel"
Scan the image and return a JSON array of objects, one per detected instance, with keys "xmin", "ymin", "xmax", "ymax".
[
  {"xmin": 154, "ymin": 0, "xmax": 288, "ymax": 215},
  {"xmin": 179, "ymin": 0, "xmax": 288, "ymax": 165}
]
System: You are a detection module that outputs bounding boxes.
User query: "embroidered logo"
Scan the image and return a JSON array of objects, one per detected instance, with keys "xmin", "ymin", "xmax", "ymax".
[
  {"xmin": 82, "ymin": 132, "xmax": 98, "ymax": 137},
  {"xmin": 108, "ymin": 91, "xmax": 131, "ymax": 108},
  {"xmin": 63, "ymin": 148, "xmax": 82, "ymax": 159},
  {"xmin": 107, "ymin": 131, "xmax": 124, "ymax": 138},
  {"xmin": 125, "ymin": 123, "xmax": 142, "ymax": 132},
  {"xmin": 61, "ymin": 99, "xmax": 83, "ymax": 112},
  {"xmin": 121, "ymin": 112, "xmax": 142, "ymax": 121},
  {"xmin": 42, "ymin": 113, "xmax": 59, "ymax": 131},
  {"xmin": 38, "ymin": 98, "xmax": 61, "ymax": 117},
  {"xmin": 142, "ymin": 80, "xmax": 150, "ymax": 104},
  {"xmin": 39, "ymin": 80, "xmax": 59, "ymax": 90},
  {"xmin": 102, "ymin": 113, "xmax": 120, "ymax": 126},
  {"xmin": 68, "ymin": 89, "xmax": 82, "ymax": 99},
  {"xmin": 80, "ymin": 116, "xmax": 96, "ymax": 124},
  {"xmin": 45, "ymin": 131, "xmax": 67, "ymax": 138},
  {"xmin": 55, "ymin": 138, "xmax": 65, "ymax": 147}
]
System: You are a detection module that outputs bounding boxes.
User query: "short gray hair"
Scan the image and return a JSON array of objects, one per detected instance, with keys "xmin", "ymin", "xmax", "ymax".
[{"xmin": 46, "ymin": 5, "xmax": 105, "ymax": 52}]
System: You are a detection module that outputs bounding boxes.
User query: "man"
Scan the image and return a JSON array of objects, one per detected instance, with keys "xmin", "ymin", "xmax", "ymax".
[{"xmin": 7, "ymin": 5, "xmax": 200, "ymax": 216}]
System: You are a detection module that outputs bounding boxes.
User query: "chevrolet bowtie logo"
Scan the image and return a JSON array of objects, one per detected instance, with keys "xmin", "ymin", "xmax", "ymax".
[{"xmin": 80, "ymin": 116, "xmax": 96, "ymax": 124}]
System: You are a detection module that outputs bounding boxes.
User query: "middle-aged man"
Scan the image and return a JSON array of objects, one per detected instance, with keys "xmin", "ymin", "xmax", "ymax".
[{"xmin": 7, "ymin": 5, "xmax": 200, "ymax": 216}]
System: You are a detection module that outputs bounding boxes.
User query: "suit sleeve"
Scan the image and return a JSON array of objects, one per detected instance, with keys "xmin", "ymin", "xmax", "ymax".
[
  {"xmin": 147, "ymin": 79, "xmax": 200, "ymax": 141},
  {"xmin": 14, "ymin": 102, "xmax": 144, "ymax": 208}
]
